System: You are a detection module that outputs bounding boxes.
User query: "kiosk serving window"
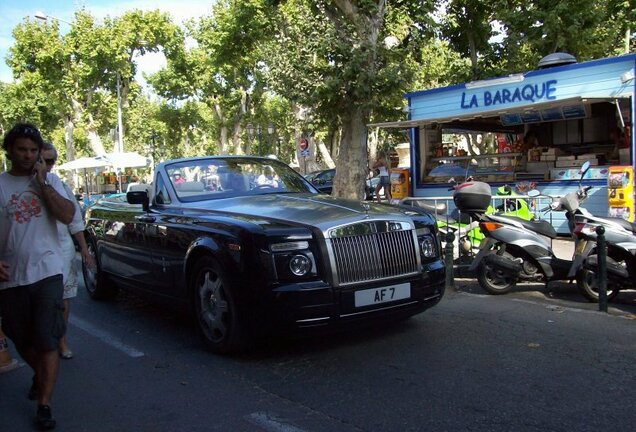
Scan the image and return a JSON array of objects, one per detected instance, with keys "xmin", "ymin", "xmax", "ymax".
[{"xmin": 417, "ymin": 98, "xmax": 631, "ymax": 185}]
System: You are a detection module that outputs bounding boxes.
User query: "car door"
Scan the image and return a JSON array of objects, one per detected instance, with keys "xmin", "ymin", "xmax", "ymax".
[
  {"xmin": 100, "ymin": 196, "xmax": 154, "ymax": 287},
  {"xmin": 141, "ymin": 174, "xmax": 191, "ymax": 298}
]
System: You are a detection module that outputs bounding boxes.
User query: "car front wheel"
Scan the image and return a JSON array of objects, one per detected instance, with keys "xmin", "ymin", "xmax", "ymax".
[
  {"xmin": 192, "ymin": 256, "xmax": 245, "ymax": 354},
  {"xmin": 82, "ymin": 238, "xmax": 118, "ymax": 300}
]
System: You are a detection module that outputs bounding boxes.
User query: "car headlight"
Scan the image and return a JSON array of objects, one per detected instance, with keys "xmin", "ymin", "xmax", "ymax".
[
  {"xmin": 419, "ymin": 235, "xmax": 437, "ymax": 259},
  {"xmin": 289, "ymin": 254, "xmax": 312, "ymax": 276},
  {"xmin": 271, "ymin": 241, "xmax": 318, "ymax": 281}
]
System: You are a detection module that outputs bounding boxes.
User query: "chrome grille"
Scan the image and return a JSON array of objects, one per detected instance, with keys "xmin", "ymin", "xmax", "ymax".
[{"xmin": 329, "ymin": 229, "xmax": 419, "ymax": 286}]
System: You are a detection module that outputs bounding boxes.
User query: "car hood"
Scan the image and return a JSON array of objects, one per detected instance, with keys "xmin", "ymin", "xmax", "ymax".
[{"xmin": 185, "ymin": 193, "xmax": 420, "ymax": 231}]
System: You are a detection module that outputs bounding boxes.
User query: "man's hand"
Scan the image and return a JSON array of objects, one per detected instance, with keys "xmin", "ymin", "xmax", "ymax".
[
  {"xmin": 0, "ymin": 261, "xmax": 9, "ymax": 282},
  {"xmin": 33, "ymin": 157, "xmax": 48, "ymax": 186},
  {"xmin": 80, "ymin": 248, "xmax": 95, "ymax": 269}
]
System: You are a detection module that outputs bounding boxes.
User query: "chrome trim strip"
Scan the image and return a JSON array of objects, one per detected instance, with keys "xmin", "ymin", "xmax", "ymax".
[{"xmin": 295, "ymin": 316, "xmax": 331, "ymax": 323}]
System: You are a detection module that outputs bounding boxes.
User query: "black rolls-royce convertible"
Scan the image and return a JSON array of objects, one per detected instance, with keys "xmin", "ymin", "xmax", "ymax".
[{"xmin": 82, "ymin": 156, "xmax": 445, "ymax": 353}]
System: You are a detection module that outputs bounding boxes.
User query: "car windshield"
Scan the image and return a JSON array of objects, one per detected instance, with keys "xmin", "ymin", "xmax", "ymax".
[{"xmin": 165, "ymin": 156, "xmax": 315, "ymax": 202}]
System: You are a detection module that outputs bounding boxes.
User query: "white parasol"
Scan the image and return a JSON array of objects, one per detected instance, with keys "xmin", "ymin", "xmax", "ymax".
[
  {"xmin": 56, "ymin": 156, "xmax": 109, "ymax": 170},
  {"xmin": 95, "ymin": 152, "xmax": 149, "ymax": 169}
]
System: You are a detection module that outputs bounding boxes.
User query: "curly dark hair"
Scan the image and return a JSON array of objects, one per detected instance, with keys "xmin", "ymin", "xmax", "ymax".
[{"xmin": 2, "ymin": 122, "xmax": 44, "ymax": 154}]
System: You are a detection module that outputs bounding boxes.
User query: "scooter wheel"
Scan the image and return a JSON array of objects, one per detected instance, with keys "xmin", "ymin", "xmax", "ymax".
[
  {"xmin": 576, "ymin": 265, "xmax": 620, "ymax": 303},
  {"xmin": 476, "ymin": 252, "xmax": 517, "ymax": 295}
]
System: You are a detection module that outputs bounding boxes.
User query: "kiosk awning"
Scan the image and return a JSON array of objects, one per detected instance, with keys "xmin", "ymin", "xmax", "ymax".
[{"xmin": 368, "ymin": 97, "xmax": 623, "ymax": 129}]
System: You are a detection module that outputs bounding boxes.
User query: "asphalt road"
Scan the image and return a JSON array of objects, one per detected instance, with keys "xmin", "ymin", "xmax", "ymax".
[{"xmin": 1, "ymin": 263, "xmax": 635, "ymax": 432}]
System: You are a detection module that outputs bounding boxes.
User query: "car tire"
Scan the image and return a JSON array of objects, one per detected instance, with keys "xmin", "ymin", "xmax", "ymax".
[
  {"xmin": 82, "ymin": 237, "xmax": 118, "ymax": 301},
  {"xmin": 191, "ymin": 256, "xmax": 245, "ymax": 354}
]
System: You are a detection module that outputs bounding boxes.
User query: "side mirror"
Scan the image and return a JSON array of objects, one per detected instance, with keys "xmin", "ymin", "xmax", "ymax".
[
  {"xmin": 127, "ymin": 191, "xmax": 149, "ymax": 212},
  {"xmin": 527, "ymin": 189, "xmax": 541, "ymax": 198}
]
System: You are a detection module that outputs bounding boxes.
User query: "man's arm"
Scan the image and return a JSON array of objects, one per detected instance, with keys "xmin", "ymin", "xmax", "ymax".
[
  {"xmin": 72, "ymin": 231, "xmax": 94, "ymax": 268},
  {"xmin": 38, "ymin": 181, "xmax": 75, "ymax": 224},
  {"xmin": 32, "ymin": 167, "xmax": 74, "ymax": 225},
  {"xmin": 32, "ymin": 158, "xmax": 75, "ymax": 224},
  {"xmin": 0, "ymin": 261, "xmax": 9, "ymax": 282}
]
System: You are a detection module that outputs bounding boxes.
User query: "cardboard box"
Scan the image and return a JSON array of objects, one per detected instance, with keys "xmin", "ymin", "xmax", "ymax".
[
  {"xmin": 555, "ymin": 159, "xmax": 598, "ymax": 168},
  {"xmin": 526, "ymin": 161, "xmax": 554, "ymax": 173},
  {"xmin": 557, "ymin": 155, "xmax": 576, "ymax": 161},
  {"xmin": 577, "ymin": 153, "xmax": 598, "ymax": 160},
  {"xmin": 541, "ymin": 155, "xmax": 556, "ymax": 161},
  {"xmin": 550, "ymin": 166, "xmax": 609, "ymax": 180},
  {"xmin": 542, "ymin": 148, "xmax": 563, "ymax": 156}
]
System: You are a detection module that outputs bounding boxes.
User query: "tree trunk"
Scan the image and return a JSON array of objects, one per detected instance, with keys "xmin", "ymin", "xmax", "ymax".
[
  {"xmin": 333, "ymin": 106, "xmax": 368, "ymax": 200},
  {"xmin": 317, "ymin": 141, "xmax": 335, "ymax": 169},
  {"xmin": 211, "ymin": 98, "xmax": 231, "ymax": 154}
]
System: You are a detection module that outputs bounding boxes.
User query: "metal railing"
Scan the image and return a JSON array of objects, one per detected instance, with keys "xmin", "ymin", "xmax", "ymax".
[{"xmin": 399, "ymin": 194, "xmax": 557, "ymax": 263}]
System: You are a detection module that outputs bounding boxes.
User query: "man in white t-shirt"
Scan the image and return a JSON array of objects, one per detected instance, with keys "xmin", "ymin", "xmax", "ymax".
[{"xmin": 0, "ymin": 123, "xmax": 75, "ymax": 430}]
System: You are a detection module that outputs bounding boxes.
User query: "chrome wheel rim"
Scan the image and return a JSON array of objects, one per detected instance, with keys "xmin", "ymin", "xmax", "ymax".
[{"xmin": 197, "ymin": 270, "xmax": 229, "ymax": 342}]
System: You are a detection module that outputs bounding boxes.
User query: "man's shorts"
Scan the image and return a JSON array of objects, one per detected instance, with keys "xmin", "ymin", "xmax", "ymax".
[
  {"xmin": 379, "ymin": 175, "xmax": 390, "ymax": 186},
  {"xmin": 0, "ymin": 275, "xmax": 66, "ymax": 352}
]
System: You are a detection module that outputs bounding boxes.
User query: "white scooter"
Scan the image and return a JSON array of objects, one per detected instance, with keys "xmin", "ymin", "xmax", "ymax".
[{"xmin": 569, "ymin": 196, "xmax": 636, "ymax": 302}]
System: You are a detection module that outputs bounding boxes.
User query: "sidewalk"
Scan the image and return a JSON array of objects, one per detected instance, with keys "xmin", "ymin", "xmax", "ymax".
[{"xmin": 446, "ymin": 237, "xmax": 636, "ymax": 318}]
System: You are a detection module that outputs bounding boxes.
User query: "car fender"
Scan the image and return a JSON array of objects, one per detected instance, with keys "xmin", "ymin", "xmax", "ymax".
[{"xmin": 183, "ymin": 235, "xmax": 245, "ymax": 290}]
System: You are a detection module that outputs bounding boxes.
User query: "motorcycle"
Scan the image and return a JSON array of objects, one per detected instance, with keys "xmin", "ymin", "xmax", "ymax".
[
  {"xmin": 569, "ymin": 195, "xmax": 636, "ymax": 302},
  {"xmin": 467, "ymin": 162, "xmax": 592, "ymax": 295}
]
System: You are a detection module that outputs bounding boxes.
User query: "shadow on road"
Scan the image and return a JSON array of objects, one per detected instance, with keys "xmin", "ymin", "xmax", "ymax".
[{"xmin": 454, "ymin": 277, "xmax": 636, "ymax": 317}]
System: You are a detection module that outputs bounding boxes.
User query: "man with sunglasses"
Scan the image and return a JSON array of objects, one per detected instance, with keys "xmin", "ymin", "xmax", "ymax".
[
  {"xmin": 41, "ymin": 142, "xmax": 93, "ymax": 362},
  {"xmin": 0, "ymin": 123, "xmax": 74, "ymax": 430}
]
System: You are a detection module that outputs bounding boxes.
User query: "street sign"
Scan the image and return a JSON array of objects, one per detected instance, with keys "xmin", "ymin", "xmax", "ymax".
[
  {"xmin": 300, "ymin": 149, "xmax": 310, "ymax": 157},
  {"xmin": 298, "ymin": 138, "xmax": 309, "ymax": 151}
]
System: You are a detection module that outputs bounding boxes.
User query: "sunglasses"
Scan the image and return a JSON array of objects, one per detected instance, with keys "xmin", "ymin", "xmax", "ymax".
[
  {"xmin": 21, "ymin": 125, "xmax": 40, "ymax": 135},
  {"xmin": 44, "ymin": 158, "xmax": 56, "ymax": 165}
]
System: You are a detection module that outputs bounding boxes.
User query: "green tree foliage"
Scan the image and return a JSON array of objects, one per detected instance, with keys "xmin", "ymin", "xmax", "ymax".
[
  {"xmin": 492, "ymin": 0, "xmax": 632, "ymax": 74},
  {"xmin": 2, "ymin": 0, "xmax": 634, "ymax": 195},
  {"xmin": 439, "ymin": 0, "xmax": 496, "ymax": 79}
]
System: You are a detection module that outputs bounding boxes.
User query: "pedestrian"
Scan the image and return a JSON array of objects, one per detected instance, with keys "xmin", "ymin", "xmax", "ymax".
[
  {"xmin": 0, "ymin": 122, "xmax": 75, "ymax": 430},
  {"xmin": 372, "ymin": 154, "xmax": 392, "ymax": 203},
  {"xmin": 41, "ymin": 142, "xmax": 94, "ymax": 360}
]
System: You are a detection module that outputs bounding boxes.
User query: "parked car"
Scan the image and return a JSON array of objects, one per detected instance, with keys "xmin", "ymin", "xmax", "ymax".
[
  {"xmin": 82, "ymin": 156, "xmax": 445, "ymax": 353},
  {"xmin": 305, "ymin": 168, "xmax": 378, "ymax": 199},
  {"xmin": 304, "ymin": 168, "xmax": 336, "ymax": 194}
]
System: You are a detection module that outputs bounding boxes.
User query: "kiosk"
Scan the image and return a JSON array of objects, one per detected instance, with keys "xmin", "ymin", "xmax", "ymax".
[{"xmin": 373, "ymin": 53, "xmax": 636, "ymax": 233}]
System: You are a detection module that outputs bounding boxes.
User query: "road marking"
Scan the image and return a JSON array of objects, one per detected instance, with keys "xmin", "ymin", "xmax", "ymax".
[
  {"xmin": 246, "ymin": 412, "xmax": 308, "ymax": 432},
  {"xmin": 69, "ymin": 316, "xmax": 145, "ymax": 358}
]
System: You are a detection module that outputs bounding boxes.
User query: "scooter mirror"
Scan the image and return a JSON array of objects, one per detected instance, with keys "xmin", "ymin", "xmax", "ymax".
[
  {"xmin": 580, "ymin": 160, "xmax": 591, "ymax": 176},
  {"xmin": 527, "ymin": 189, "xmax": 541, "ymax": 198}
]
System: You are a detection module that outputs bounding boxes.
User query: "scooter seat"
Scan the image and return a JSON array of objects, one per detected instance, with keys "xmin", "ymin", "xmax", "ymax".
[
  {"xmin": 497, "ymin": 215, "xmax": 558, "ymax": 239},
  {"xmin": 605, "ymin": 217, "xmax": 636, "ymax": 234}
]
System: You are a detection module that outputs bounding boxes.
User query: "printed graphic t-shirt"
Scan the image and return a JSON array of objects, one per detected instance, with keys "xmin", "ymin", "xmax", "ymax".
[{"xmin": 0, "ymin": 172, "xmax": 65, "ymax": 290}]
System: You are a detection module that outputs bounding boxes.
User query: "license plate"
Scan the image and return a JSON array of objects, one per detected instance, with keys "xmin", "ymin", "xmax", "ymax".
[{"xmin": 354, "ymin": 283, "xmax": 411, "ymax": 307}]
